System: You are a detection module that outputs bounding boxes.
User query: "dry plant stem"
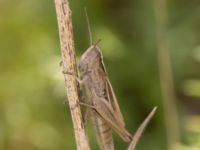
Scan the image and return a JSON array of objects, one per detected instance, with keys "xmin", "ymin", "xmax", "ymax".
[
  {"xmin": 54, "ymin": 0, "xmax": 90, "ymax": 149},
  {"xmin": 127, "ymin": 107, "xmax": 157, "ymax": 150},
  {"xmin": 154, "ymin": 0, "xmax": 180, "ymax": 149}
]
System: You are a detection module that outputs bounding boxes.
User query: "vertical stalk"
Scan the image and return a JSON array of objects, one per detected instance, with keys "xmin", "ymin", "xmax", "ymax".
[
  {"xmin": 154, "ymin": 0, "xmax": 180, "ymax": 149},
  {"xmin": 54, "ymin": 0, "xmax": 90, "ymax": 149}
]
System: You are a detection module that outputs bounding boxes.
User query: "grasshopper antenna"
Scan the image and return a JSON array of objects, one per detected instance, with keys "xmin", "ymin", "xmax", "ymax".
[{"xmin": 84, "ymin": 7, "xmax": 93, "ymax": 45}]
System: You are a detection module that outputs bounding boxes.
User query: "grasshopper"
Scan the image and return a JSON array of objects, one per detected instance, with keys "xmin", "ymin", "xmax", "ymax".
[
  {"xmin": 73, "ymin": 9, "xmax": 156, "ymax": 150},
  {"xmin": 78, "ymin": 43, "xmax": 156, "ymax": 150},
  {"xmin": 78, "ymin": 43, "xmax": 129, "ymax": 150}
]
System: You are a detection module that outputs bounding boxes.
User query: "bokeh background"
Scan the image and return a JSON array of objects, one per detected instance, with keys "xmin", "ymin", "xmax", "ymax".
[{"xmin": 1, "ymin": 0, "xmax": 200, "ymax": 150}]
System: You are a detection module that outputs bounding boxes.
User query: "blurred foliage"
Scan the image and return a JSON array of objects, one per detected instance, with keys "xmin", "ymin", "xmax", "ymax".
[{"xmin": 0, "ymin": 0, "xmax": 200, "ymax": 150}]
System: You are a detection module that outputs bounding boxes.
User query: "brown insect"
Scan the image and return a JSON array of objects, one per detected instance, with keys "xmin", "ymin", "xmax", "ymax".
[{"xmin": 78, "ymin": 43, "xmax": 156, "ymax": 150}]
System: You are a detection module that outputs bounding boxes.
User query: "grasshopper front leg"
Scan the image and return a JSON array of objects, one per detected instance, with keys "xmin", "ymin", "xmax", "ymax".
[{"xmin": 62, "ymin": 70, "xmax": 83, "ymax": 83}]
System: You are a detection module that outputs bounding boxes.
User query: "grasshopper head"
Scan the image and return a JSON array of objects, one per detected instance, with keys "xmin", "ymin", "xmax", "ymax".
[{"xmin": 78, "ymin": 45, "xmax": 103, "ymax": 76}]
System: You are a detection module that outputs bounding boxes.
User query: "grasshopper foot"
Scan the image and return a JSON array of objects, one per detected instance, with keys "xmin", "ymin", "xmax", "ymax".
[{"xmin": 62, "ymin": 70, "xmax": 74, "ymax": 75}]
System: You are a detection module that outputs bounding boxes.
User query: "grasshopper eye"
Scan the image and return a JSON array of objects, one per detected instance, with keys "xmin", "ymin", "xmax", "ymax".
[{"xmin": 78, "ymin": 63, "xmax": 88, "ymax": 74}]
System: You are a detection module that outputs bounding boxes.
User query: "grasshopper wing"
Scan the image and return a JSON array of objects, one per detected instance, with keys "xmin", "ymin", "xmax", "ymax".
[
  {"xmin": 105, "ymin": 77, "xmax": 125, "ymax": 127},
  {"xmin": 97, "ymin": 51, "xmax": 126, "ymax": 127}
]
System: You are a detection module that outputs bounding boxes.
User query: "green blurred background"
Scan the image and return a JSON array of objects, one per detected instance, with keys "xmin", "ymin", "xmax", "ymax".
[{"xmin": 1, "ymin": 0, "xmax": 200, "ymax": 149}]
